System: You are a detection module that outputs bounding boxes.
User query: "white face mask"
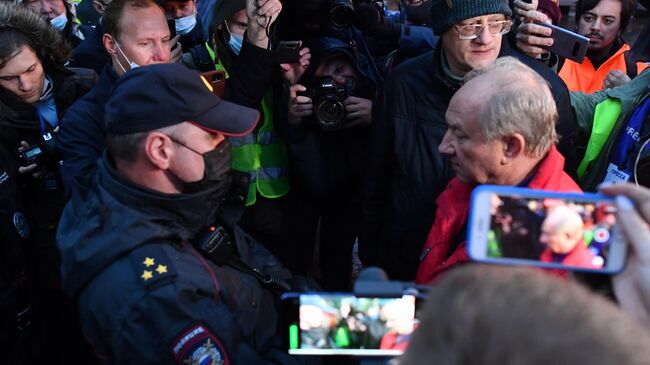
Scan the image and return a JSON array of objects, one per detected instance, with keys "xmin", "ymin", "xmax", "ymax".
[
  {"xmin": 175, "ymin": 13, "xmax": 197, "ymax": 35},
  {"xmin": 114, "ymin": 41, "xmax": 140, "ymax": 73},
  {"xmin": 50, "ymin": 12, "xmax": 68, "ymax": 31}
]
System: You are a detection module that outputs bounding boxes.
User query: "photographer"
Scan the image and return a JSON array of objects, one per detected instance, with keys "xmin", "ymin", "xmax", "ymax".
[
  {"xmin": 286, "ymin": 36, "xmax": 378, "ymax": 290},
  {"xmin": 0, "ymin": 3, "xmax": 96, "ymax": 362}
]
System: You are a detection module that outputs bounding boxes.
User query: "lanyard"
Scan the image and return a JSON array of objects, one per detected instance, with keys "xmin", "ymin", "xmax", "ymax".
[{"xmin": 37, "ymin": 110, "xmax": 58, "ymax": 137}]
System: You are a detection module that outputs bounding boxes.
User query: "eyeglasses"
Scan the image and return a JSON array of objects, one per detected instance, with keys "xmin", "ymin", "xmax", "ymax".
[{"xmin": 453, "ymin": 19, "xmax": 512, "ymax": 40}]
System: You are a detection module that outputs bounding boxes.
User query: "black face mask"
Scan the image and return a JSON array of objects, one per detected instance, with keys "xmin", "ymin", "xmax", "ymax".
[
  {"xmin": 170, "ymin": 138, "xmax": 233, "ymax": 196},
  {"xmin": 185, "ymin": 142, "xmax": 233, "ymax": 196},
  {"xmin": 403, "ymin": 0, "xmax": 432, "ymax": 26}
]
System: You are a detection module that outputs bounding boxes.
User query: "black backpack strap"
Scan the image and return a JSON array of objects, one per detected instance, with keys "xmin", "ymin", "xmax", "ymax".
[{"xmin": 624, "ymin": 50, "xmax": 639, "ymax": 79}]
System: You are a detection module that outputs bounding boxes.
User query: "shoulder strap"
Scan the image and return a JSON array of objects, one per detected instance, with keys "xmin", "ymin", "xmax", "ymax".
[{"xmin": 624, "ymin": 50, "xmax": 638, "ymax": 79}]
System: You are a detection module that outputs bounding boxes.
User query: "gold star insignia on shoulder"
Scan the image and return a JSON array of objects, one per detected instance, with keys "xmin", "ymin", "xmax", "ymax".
[
  {"xmin": 143, "ymin": 257, "xmax": 155, "ymax": 267},
  {"xmin": 156, "ymin": 264, "xmax": 168, "ymax": 274},
  {"xmin": 141, "ymin": 270, "xmax": 153, "ymax": 281}
]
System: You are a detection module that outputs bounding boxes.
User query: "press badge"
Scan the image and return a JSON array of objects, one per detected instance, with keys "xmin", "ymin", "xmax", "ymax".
[{"xmin": 603, "ymin": 163, "xmax": 631, "ymax": 184}]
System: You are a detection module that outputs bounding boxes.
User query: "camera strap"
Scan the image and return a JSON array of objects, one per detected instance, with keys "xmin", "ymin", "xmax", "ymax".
[{"xmin": 192, "ymin": 225, "xmax": 291, "ymax": 292}]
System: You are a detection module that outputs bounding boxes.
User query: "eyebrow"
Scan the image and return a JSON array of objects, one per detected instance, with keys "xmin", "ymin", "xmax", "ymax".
[{"xmin": 584, "ymin": 11, "xmax": 617, "ymax": 19}]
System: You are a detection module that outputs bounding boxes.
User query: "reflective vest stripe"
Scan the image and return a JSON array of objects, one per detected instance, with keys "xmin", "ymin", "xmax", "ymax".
[
  {"xmin": 205, "ymin": 43, "xmax": 290, "ymax": 206},
  {"xmin": 577, "ymin": 98, "xmax": 622, "ymax": 178}
]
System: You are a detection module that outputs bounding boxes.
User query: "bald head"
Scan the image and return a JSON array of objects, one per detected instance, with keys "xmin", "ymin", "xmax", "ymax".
[
  {"xmin": 541, "ymin": 205, "xmax": 585, "ymax": 254},
  {"xmin": 463, "ymin": 56, "xmax": 558, "ymax": 158}
]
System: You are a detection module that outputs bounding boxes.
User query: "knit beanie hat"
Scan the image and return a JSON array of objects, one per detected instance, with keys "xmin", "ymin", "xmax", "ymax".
[
  {"xmin": 431, "ymin": 0, "xmax": 513, "ymax": 35},
  {"xmin": 537, "ymin": 0, "xmax": 561, "ymax": 25}
]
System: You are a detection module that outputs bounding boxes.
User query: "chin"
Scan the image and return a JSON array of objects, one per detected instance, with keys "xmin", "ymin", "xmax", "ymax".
[{"xmin": 468, "ymin": 54, "xmax": 497, "ymax": 70}]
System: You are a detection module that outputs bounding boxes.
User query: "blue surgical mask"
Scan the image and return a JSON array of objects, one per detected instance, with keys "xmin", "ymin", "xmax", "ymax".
[
  {"xmin": 229, "ymin": 34, "xmax": 243, "ymax": 55},
  {"xmin": 50, "ymin": 12, "xmax": 68, "ymax": 31},
  {"xmin": 223, "ymin": 21, "xmax": 243, "ymax": 55},
  {"xmin": 175, "ymin": 13, "xmax": 197, "ymax": 35},
  {"xmin": 114, "ymin": 41, "xmax": 140, "ymax": 73}
]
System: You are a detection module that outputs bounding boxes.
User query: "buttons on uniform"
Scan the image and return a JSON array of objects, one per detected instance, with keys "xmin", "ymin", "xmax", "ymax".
[{"xmin": 251, "ymin": 300, "xmax": 257, "ymax": 308}]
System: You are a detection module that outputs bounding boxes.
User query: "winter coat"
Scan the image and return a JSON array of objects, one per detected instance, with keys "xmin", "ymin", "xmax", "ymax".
[
  {"xmin": 414, "ymin": 146, "xmax": 581, "ymax": 284},
  {"xmin": 56, "ymin": 155, "xmax": 299, "ymax": 364}
]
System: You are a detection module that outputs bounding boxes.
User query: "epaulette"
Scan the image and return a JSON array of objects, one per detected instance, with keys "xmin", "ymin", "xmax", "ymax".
[{"xmin": 129, "ymin": 244, "xmax": 178, "ymax": 290}]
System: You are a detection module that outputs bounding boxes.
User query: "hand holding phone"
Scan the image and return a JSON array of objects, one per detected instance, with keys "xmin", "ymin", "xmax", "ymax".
[
  {"xmin": 468, "ymin": 186, "xmax": 626, "ymax": 274},
  {"xmin": 534, "ymin": 22, "xmax": 589, "ymax": 63},
  {"xmin": 601, "ymin": 183, "xmax": 650, "ymax": 325},
  {"xmin": 276, "ymin": 40, "xmax": 303, "ymax": 64}
]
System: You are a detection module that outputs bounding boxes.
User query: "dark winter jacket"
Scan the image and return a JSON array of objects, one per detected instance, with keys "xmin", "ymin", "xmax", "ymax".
[
  {"xmin": 57, "ymin": 155, "xmax": 298, "ymax": 364},
  {"xmin": 69, "ymin": 24, "xmax": 110, "ymax": 74},
  {"xmin": 359, "ymin": 41, "xmax": 578, "ymax": 281},
  {"xmin": 58, "ymin": 64, "xmax": 118, "ymax": 193}
]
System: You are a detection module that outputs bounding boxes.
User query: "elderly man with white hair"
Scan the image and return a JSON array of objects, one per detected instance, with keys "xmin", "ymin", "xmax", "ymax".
[
  {"xmin": 415, "ymin": 56, "xmax": 582, "ymax": 284},
  {"xmin": 540, "ymin": 205, "xmax": 603, "ymax": 268}
]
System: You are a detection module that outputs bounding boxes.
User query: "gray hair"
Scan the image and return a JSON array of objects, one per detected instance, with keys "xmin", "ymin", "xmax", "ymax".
[
  {"xmin": 465, "ymin": 57, "xmax": 558, "ymax": 158},
  {"xmin": 107, "ymin": 124, "xmax": 182, "ymax": 163}
]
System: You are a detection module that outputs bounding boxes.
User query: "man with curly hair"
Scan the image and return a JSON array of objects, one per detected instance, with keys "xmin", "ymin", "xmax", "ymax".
[{"xmin": 0, "ymin": 3, "xmax": 96, "ymax": 363}]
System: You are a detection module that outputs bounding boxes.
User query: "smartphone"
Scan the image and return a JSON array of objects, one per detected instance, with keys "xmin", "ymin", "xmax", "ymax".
[
  {"xmin": 200, "ymin": 70, "xmax": 226, "ymax": 97},
  {"xmin": 468, "ymin": 186, "xmax": 626, "ymax": 274},
  {"xmin": 167, "ymin": 18, "xmax": 176, "ymax": 39},
  {"xmin": 281, "ymin": 293, "xmax": 420, "ymax": 356},
  {"xmin": 275, "ymin": 40, "xmax": 302, "ymax": 64},
  {"xmin": 20, "ymin": 145, "xmax": 42, "ymax": 164},
  {"xmin": 535, "ymin": 22, "xmax": 589, "ymax": 63}
]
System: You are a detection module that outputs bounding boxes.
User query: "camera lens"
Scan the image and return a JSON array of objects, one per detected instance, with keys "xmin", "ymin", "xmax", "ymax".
[
  {"xmin": 329, "ymin": 0, "xmax": 354, "ymax": 28},
  {"xmin": 316, "ymin": 98, "xmax": 346, "ymax": 129}
]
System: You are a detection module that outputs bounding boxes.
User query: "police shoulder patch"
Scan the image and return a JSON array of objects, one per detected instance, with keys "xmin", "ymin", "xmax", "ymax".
[
  {"xmin": 170, "ymin": 323, "xmax": 229, "ymax": 365},
  {"xmin": 129, "ymin": 244, "xmax": 177, "ymax": 289}
]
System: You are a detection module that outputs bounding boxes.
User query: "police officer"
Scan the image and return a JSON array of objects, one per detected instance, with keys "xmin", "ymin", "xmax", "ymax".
[{"xmin": 57, "ymin": 63, "xmax": 300, "ymax": 364}]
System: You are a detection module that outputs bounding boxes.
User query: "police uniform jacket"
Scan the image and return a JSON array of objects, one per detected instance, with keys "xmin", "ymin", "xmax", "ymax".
[{"xmin": 56, "ymin": 154, "xmax": 299, "ymax": 364}]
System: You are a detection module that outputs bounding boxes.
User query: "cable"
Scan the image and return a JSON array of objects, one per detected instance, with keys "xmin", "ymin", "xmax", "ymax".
[{"xmin": 634, "ymin": 137, "xmax": 650, "ymax": 187}]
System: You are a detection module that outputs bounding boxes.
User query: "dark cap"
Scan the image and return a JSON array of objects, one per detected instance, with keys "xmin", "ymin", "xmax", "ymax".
[{"xmin": 105, "ymin": 63, "xmax": 259, "ymax": 136}]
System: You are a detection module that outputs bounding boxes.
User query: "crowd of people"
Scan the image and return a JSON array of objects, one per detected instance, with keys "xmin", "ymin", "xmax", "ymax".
[{"xmin": 0, "ymin": 0, "xmax": 650, "ymax": 363}]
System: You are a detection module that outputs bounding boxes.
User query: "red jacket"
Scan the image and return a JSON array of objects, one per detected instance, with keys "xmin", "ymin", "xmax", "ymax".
[
  {"xmin": 414, "ymin": 147, "xmax": 582, "ymax": 284},
  {"xmin": 540, "ymin": 239, "xmax": 603, "ymax": 269}
]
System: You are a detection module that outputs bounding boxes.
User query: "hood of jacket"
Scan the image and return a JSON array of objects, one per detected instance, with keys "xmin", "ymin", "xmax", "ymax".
[
  {"xmin": 57, "ymin": 154, "xmax": 229, "ymax": 296},
  {"xmin": 300, "ymin": 36, "xmax": 378, "ymax": 100}
]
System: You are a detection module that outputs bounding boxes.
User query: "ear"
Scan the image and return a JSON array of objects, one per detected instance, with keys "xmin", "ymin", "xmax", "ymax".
[
  {"xmin": 501, "ymin": 133, "xmax": 526, "ymax": 163},
  {"xmin": 143, "ymin": 132, "xmax": 174, "ymax": 170},
  {"xmin": 103, "ymin": 33, "xmax": 118, "ymax": 56},
  {"xmin": 92, "ymin": 0, "xmax": 104, "ymax": 14}
]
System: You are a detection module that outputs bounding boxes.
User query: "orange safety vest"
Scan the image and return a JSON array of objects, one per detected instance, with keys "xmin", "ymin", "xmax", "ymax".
[{"xmin": 559, "ymin": 43, "xmax": 648, "ymax": 94}]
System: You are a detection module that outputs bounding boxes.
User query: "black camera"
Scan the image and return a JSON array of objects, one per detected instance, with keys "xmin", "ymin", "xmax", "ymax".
[
  {"xmin": 19, "ymin": 132, "xmax": 59, "ymax": 169},
  {"xmin": 301, "ymin": 76, "xmax": 350, "ymax": 132},
  {"xmin": 328, "ymin": 0, "xmax": 355, "ymax": 28}
]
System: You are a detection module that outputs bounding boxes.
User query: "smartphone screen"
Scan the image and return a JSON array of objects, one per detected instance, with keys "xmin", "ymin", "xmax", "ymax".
[
  {"xmin": 23, "ymin": 146, "xmax": 42, "ymax": 160},
  {"xmin": 282, "ymin": 293, "xmax": 419, "ymax": 356},
  {"xmin": 468, "ymin": 186, "xmax": 626, "ymax": 274}
]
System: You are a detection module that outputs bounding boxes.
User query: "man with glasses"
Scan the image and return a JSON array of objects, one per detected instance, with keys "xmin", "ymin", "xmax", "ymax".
[{"xmin": 359, "ymin": 0, "xmax": 578, "ymax": 281}]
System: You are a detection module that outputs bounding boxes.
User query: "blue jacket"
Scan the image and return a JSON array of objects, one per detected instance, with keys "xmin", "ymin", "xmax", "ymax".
[
  {"xmin": 58, "ymin": 63, "xmax": 117, "ymax": 193},
  {"xmin": 57, "ymin": 155, "xmax": 298, "ymax": 364}
]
